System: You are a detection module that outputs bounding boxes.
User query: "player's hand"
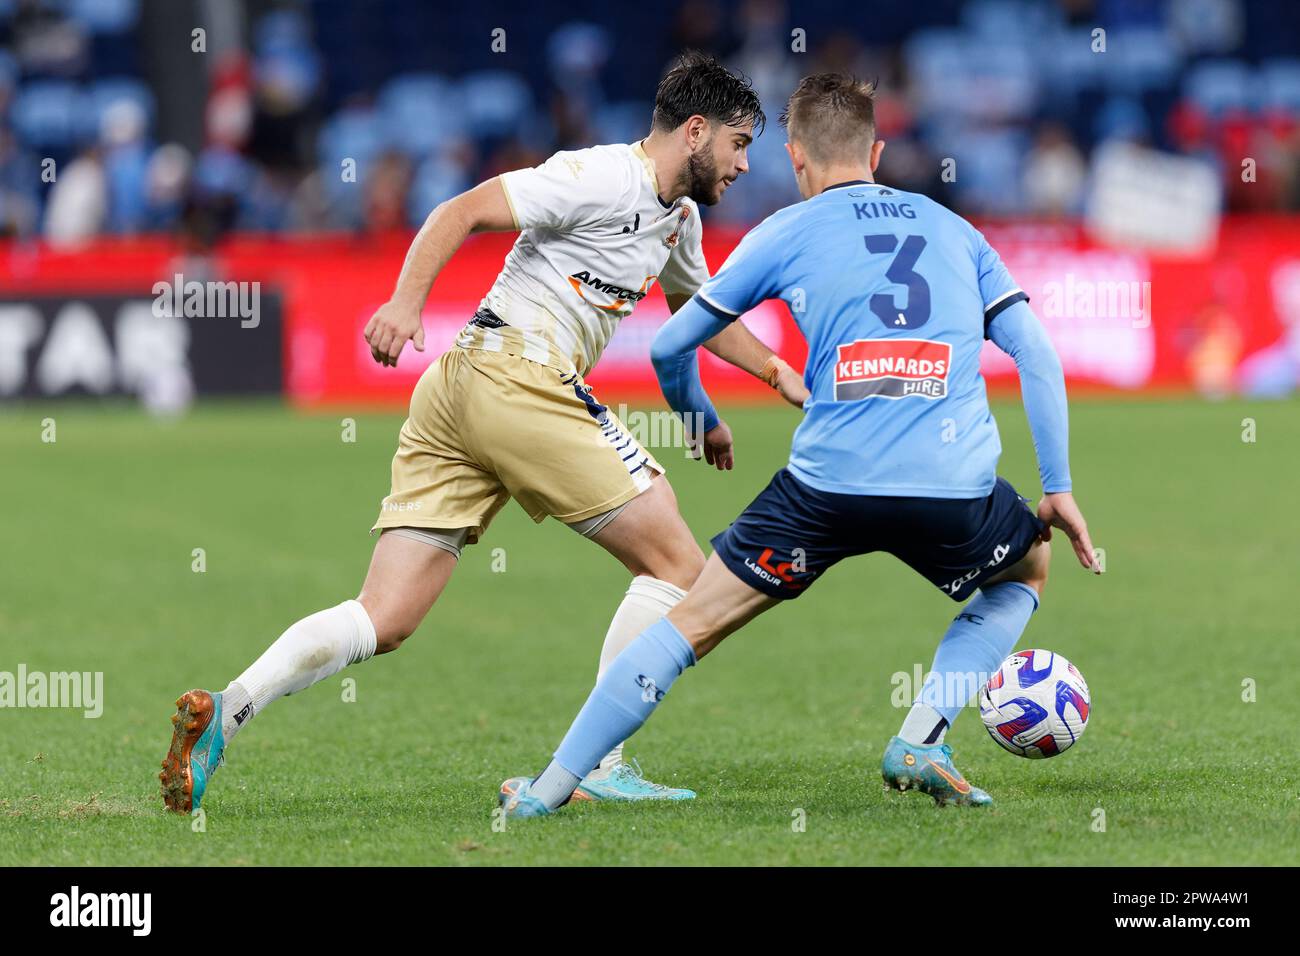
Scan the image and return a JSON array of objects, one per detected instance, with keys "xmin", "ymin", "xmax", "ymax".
[
  {"xmin": 1037, "ymin": 492, "xmax": 1099, "ymax": 573},
  {"xmin": 363, "ymin": 301, "xmax": 426, "ymax": 367},
  {"xmin": 772, "ymin": 363, "xmax": 810, "ymax": 408},
  {"xmin": 698, "ymin": 420, "xmax": 734, "ymax": 471}
]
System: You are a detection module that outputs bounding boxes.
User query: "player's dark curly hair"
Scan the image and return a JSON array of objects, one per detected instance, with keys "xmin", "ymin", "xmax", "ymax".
[
  {"xmin": 780, "ymin": 73, "xmax": 877, "ymax": 163},
  {"xmin": 652, "ymin": 51, "xmax": 766, "ymax": 136}
]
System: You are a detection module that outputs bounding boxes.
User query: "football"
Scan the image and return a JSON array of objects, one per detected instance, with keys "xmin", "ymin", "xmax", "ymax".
[{"xmin": 979, "ymin": 650, "xmax": 1091, "ymax": 758}]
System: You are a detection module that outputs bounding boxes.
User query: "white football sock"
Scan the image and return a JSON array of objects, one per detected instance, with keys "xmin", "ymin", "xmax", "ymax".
[
  {"xmin": 899, "ymin": 702, "xmax": 949, "ymax": 746},
  {"xmin": 220, "ymin": 599, "xmax": 377, "ymax": 742},
  {"xmin": 593, "ymin": 576, "xmax": 686, "ymax": 771},
  {"xmin": 530, "ymin": 761, "xmax": 584, "ymax": 810},
  {"xmin": 221, "ymin": 681, "xmax": 253, "ymax": 739}
]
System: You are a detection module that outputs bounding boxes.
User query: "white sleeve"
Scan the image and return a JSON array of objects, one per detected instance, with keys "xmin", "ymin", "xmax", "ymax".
[
  {"xmin": 498, "ymin": 150, "xmax": 625, "ymax": 232},
  {"xmin": 658, "ymin": 209, "xmax": 710, "ymax": 297}
]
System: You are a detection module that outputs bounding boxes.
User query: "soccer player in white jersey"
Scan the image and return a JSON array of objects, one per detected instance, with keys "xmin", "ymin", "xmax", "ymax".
[{"xmin": 159, "ymin": 52, "xmax": 808, "ymax": 812}]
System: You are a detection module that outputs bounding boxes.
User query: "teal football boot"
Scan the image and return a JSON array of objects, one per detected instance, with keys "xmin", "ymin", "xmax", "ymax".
[
  {"xmin": 575, "ymin": 758, "xmax": 696, "ymax": 802},
  {"xmin": 498, "ymin": 777, "xmax": 553, "ymax": 819},
  {"xmin": 881, "ymin": 736, "xmax": 992, "ymax": 807},
  {"xmin": 159, "ymin": 689, "xmax": 225, "ymax": 813}
]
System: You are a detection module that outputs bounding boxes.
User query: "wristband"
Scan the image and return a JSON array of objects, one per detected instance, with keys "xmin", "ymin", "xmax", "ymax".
[{"xmin": 759, "ymin": 355, "xmax": 792, "ymax": 388}]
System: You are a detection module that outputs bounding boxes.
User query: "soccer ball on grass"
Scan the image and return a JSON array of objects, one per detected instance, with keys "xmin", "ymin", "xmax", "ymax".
[{"xmin": 979, "ymin": 649, "xmax": 1090, "ymax": 758}]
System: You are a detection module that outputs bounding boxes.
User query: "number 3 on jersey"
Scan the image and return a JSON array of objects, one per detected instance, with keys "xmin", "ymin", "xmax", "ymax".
[{"xmin": 863, "ymin": 234, "xmax": 930, "ymax": 329}]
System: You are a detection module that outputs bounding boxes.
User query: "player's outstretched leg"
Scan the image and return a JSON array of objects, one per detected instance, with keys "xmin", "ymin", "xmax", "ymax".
[
  {"xmin": 501, "ymin": 553, "xmax": 774, "ymax": 818},
  {"xmin": 159, "ymin": 529, "xmax": 458, "ymax": 813},
  {"xmin": 568, "ymin": 475, "xmax": 706, "ymax": 802},
  {"xmin": 884, "ymin": 540, "xmax": 1051, "ymax": 807},
  {"xmin": 501, "ymin": 615, "xmax": 700, "ymax": 817}
]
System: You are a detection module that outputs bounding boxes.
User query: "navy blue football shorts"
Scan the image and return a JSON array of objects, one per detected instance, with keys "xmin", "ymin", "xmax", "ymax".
[{"xmin": 710, "ymin": 469, "xmax": 1045, "ymax": 602}]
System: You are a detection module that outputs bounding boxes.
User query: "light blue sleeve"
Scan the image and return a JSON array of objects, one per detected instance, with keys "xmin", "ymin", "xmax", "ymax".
[
  {"xmin": 987, "ymin": 299, "xmax": 1072, "ymax": 493},
  {"xmin": 693, "ymin": 216, "xmax": 787, "ymax": 319},
  {"xmin": 971, "ymin": 227, "xmax": 1029, "ymax": 332},
  {"xmin": 650, "ymin": 216, "xmax": 789, "ymax": 437},
  {"xmin": 649, "ymin": 296, "xmax": 731, "ymax": 436}
]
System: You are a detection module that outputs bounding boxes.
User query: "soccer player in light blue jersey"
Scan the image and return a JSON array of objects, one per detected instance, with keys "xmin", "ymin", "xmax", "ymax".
[{"xmin": 500, "ymin": 74, "xmax": 1099, "ymax": 815}]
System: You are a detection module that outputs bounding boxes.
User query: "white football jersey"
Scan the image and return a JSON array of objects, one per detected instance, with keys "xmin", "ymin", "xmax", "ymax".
[{"xmin": 458, "ymin": 142, "xmax": 710, "ymax": 376}]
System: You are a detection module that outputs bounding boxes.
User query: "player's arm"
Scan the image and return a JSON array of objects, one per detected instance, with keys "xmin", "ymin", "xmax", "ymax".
[
  {"xmin": 653, "ymin": 218, "xmax": 805, "ymax": 468},
  {"xmin": 652, "ymin": 297, "xmax": 733, "ymax": 469},
  {"xmin": 364, "ymin": 177, "xmax": 517, "ymax": 367},
  {"xmin": 987, "ymin": 299, "xmax": 1098, "ymax": 573},
  {"xmin": 666, "ymin": 292, "xmax": 808, "ymax": 408}
]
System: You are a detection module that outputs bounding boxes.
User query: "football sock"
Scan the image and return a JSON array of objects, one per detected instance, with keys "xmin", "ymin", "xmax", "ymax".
[
  {"xmin": 899, "ymin": 703, "xmax": 949, "ymax": 746},
  {"xmin": 220, "ymin": 682, "xmax": 253, "ymax": 741},
  {"xmin": 902, "ymin": 581, "xmax": 1040, "ymax": 739},
  {"xmin": 593, "ymin": 576, "xmax": 687, "ymax": 771},
  {"xmin": 528, "ymin": 764, "xmax": 583, "ymax": 809},
  {"xmin": 532, "ymin": 617, "xmax": 696, "ymax": 810},
  {"xmin": 220, "ymin": 600, "xmax": 377, "ymax": 743}
]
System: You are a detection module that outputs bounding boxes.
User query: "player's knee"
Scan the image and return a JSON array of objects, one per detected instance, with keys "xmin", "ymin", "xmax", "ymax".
[
  {"xmin": 373, "ymin": 619, "xmax": 418, "ymax": 654},
  {"xmin": 675, "ymin": 537, "xmax": 708, "ymax": 585},
  {"xmin": 358, "ymin": 594, "xmax": 422, "ymax": 654},
  {"xmin": 372, "ymin": 629, "xmax": 409, "ymax": 655},
  {"xmin": 638, "ymin": 537, "xmax": 706, "ymax": 590}
]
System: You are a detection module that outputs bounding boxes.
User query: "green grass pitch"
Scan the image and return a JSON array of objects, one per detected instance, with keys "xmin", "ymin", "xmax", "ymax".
[{"xmin": 2, "ymin": 397, "xmax": 1297, "ymax": 865}]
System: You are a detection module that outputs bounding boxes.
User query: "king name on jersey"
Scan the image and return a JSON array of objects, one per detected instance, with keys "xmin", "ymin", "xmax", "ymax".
[{"xmin": 834, "ymin": 338, "xmax": 951, "ymax": 401}]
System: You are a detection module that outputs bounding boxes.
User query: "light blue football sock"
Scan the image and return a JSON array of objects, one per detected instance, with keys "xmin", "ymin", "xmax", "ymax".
[
  {"xmin": 534, "ymin": 618, "xmax": 696, "ymax": 809},
  {"xmin": 914, "ymin": 581, "xmax": 1040, "ymax": 729}
]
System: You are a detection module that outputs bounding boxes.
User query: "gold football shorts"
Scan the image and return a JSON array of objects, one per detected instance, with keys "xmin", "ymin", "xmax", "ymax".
[{"xmin": 372, "ymin": 345, "xmax": 662, "ymax": 544}]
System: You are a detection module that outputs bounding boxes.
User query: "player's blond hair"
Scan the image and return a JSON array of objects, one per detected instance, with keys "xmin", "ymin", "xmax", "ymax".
[{"xmin": 780, "ymin": 73, "xmax": 877, "ymax": 165}]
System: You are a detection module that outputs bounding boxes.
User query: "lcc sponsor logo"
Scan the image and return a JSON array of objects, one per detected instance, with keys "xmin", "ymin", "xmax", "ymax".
[
  {"xmin": 834, "ymin": 338, "xmax": 951, "ymax": 401},
  {"xmin": 744, "ymin": 548, "xmax": 807, "ymax": 590}
]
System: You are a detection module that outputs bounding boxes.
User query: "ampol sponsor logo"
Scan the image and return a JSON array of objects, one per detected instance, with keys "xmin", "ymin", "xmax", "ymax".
[
  {"xmin": 834, "ymin": 337, "xmax": 951, "ymax": 401},
  {"xmin": 567, "ymin": 271, "xmax": 657, "ymax": 311}
]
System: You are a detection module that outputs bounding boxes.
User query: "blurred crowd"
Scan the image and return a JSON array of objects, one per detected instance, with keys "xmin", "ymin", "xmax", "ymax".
[{"xmin": 1, "ymin": 0, "xmax": 1299, "ymax": 245}]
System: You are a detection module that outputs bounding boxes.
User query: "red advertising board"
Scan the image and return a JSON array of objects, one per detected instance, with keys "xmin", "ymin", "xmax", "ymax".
[{"xmin": 1, "ymin": 216, "xmax": 1296, "ymax": 405}]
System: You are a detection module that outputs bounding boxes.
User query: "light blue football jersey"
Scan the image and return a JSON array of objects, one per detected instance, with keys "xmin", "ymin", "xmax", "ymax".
[{"xmin": 695, "ymin": 180, "xmax": 1028, "ymax": 498}]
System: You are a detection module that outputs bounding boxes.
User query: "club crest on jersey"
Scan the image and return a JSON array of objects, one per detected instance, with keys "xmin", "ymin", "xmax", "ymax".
[
  {"xmin": 662, "ymin": 205, "xmax": 691, "ymax": 248},
  {"xmin": 567, "ymin": 271, "xmax": 657, "ymax": 311},
  {"xmin": 834, "ymin": 338, "xmax": 951, "ymax": 401}
]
